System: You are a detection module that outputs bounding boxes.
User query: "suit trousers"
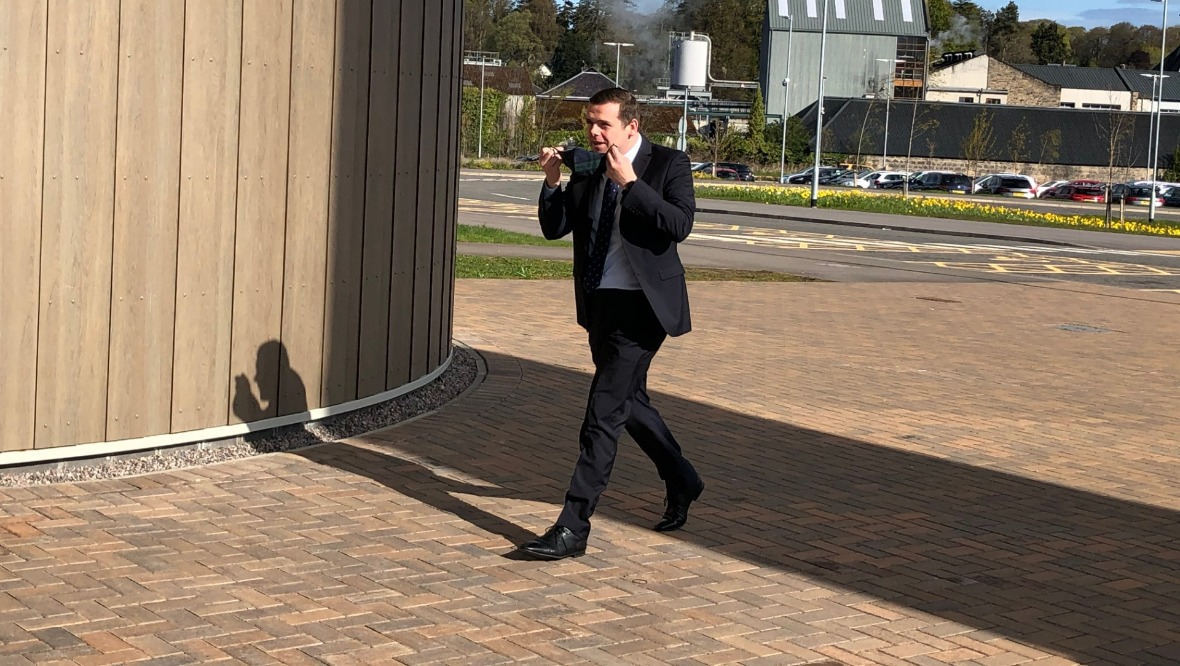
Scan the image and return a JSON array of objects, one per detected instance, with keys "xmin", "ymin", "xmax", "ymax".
[{"xmin": 556, "ymin": 289, "xmax": 701, "ymax": 539}]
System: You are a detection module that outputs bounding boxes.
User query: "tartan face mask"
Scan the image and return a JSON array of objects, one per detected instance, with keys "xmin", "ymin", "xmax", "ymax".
[{"xmin": 560, "ymin": 147, "xmax": 605, "ymax": 176}]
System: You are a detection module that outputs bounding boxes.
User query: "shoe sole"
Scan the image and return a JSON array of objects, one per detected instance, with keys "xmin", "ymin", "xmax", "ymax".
[{"xmin": 518, "ymin": 548, "xmax": 586, "ymax": 560}]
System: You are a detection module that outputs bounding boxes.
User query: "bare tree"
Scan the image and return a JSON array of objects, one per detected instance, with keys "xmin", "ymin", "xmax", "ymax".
[
  {"xmin": 1037, "ymin": 128, "xmax": 1061, "ymax": 171},
  {"xmin": 961, "ymin": 108, "xmax": 997, "ymax": 179},
  {"xmin": 700, "ymin": 117, "xmax": 739, "ymax": 172},
  {"xmin": 1096, "ymin": 110, "xmax": 1135, "ymax": 227},
  {"xmin": 1007, "ymin": 119, "xmax": 1030, "ymax": 172},
  {"xmin": 904, "ymin": 101, "xmax": 940, "ymax": 196}
]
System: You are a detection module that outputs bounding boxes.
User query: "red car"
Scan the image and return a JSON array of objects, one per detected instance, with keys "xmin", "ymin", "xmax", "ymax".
[{"xmin": 1045, "ymin": 180, "xmax": 1106, "ymax": 203}]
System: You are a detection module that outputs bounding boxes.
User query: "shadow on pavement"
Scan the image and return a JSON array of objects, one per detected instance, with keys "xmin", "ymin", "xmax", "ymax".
[{"xmin": 299, "ymin": 349, "xmax": 1180, "ymax": 665}]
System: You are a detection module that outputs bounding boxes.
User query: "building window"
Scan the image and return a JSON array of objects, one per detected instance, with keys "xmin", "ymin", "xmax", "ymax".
[
  {"xmin": 1081, "ymin": 103, "xmax": 1121, "ymax": 110},
  {"xmin": 892, "ymin": 36, "xmax": 926, "ymax": 99},
  {"xmin": 985, "ymin": 98, "xmax": 1001, "ymax": 104},
  {"xmin": 959, "ymin": 96, "xmax": 974, "ymax": 103},
  {"xmin": 1060, "ymin": 102, "xmax": 1076, "ymax": 108}
]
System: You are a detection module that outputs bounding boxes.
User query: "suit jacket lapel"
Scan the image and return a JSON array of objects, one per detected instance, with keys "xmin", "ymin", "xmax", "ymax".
[{"xmin": 631, "ymin": 136, "xmax": 653, "ymax": 183}]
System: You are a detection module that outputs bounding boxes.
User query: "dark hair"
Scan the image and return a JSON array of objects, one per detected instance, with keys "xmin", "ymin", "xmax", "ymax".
[{"xmin": 588, "ymin": 87, "xmax": 640, "ymax": 126}]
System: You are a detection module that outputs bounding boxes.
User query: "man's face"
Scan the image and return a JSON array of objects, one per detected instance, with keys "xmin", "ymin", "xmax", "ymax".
[{"xmin": 585, "ymin": 102, "xmax": 638, "ymax": 154}]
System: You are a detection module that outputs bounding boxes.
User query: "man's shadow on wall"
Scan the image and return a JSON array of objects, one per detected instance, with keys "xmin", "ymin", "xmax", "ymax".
[{"xmin": 231, "ymin": 339, "xmax": 308, "ymax": 441}]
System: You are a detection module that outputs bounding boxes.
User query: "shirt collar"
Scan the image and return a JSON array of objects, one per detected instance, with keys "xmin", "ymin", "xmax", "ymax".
[{"xmin": 624, "ymin": 135, "xmax": 643, "ymax": 163}]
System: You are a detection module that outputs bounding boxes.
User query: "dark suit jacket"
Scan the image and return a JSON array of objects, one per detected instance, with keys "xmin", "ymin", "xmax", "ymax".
[{"xmin": 538, "ymin": 138, "xmax": 694, "ymax": 337}]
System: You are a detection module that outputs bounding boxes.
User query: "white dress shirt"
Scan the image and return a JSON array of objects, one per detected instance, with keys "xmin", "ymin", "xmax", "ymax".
[{"xmin": 597, "ymin": 138, "xmax": 643, "ymax": 291}]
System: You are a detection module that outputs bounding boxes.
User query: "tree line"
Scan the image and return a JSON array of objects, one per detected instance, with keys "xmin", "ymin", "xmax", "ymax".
[
  {"xmin": 468, "ymin": 0, "xmax": 1174, "ymax": 94},
  {"xmin": 929, "ymin": 0, "xmax": 1180, "ymax": 68}
]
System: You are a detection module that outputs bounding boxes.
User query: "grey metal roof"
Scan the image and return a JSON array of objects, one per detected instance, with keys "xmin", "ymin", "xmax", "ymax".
[
  {"xmin": 538, "ymin": 69, "xmax": 617, "ymax": 100},
  {"xmin": 1116, "ymin": 68, "xmax": 1180, "ymax": 102},
  {"xmin": 1011, "ymin": 64, "xmax": 1129, "ymax": 92},
  {"xmin": 800, "ymin": 97, "xmax": 1162, "ymax": 168},
  {"xmin": 767, "ymin": 0, "xmax": 927, "ymax": 37},
  {"xmin": 460, "ymin": 65, "xmax": 538, "ymax": 96}
]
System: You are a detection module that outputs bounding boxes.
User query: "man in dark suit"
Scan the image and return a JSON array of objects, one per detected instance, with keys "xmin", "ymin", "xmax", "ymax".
[{"xmin": 518, "ymin": 88, "xmax": 704, "ymax": 560}]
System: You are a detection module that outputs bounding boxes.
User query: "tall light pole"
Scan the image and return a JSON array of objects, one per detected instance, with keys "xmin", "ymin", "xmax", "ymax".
[
  {"xmin": 1143, "ymin": 73, "xmax": 1164, "ymax": 180},
  {"xmin": 603, "ymin": 41, "xmax": 634, "ymax": 87},
  {"xmin": 779, "ymin": 13, "xmax": 793, "ymax": 184},
  {"xmin": 1149, "ymin": 0, "xmax": 1169, "ymax": 224},
  {"xmin": 810, "ymin": 0, "xmax": 830, "ymax": 207},
  {"xmin": 875, "ymin": 58, "xmax": 905, "ymax": 170},
  {"xmin": 463, "ymin": 51, "xmax": 501, "ymax": 159}
]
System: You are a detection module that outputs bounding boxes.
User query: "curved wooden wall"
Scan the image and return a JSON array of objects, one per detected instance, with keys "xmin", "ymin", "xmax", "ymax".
[{"xmin": 0, "ymin": 0, "xmax": 461, "ymax": 454}]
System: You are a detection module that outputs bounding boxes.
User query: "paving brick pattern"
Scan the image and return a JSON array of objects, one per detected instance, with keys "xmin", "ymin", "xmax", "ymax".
[{"xmin": 1, "ymin": 280, "xmax": 1179, "ymax": 665}]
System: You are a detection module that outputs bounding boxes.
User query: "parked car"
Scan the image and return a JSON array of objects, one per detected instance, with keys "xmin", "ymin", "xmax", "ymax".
[
  {"xmin": 1110, "ymin": 183, "xmax": 1165, "ymax": 207},
  {"xmin": 1036, "ymin": 180, "xmax": 1069, "ymax": 198},
  {"xmin": 870, "ymin": 172, "xmax": 909, "ymax": 189},
  {"xmin": 781, "ymin": 166, "xmax": 839, "ymax": 184},
  {"xmin": 1043, "ymin": 180, "xmax": 1107, "ymax": 203},
  {"xmin": 1162, "ymin": 187, "xmax": 1180, "ymax": 207},
  {"xmin": 831, "ymin": 168, "xmax": 872, "ymax": 187},
  {"xmin": 716, "ymin": 162, "xmax": 755, "ymax": 181},
  {"xmin": 973, "ymin": 173, "xmax": 1038, "ymax": 197},
  {"xmin": 903, "ymin": 171, "xmax": 974, "ymax": 194},
  {"xmin": 974, "ymin": 174, "xmax": 1039, "ymax": 198}
]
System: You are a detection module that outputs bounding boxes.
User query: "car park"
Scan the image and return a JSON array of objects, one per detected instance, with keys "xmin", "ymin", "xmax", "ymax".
[{"xmin": 974, "ymin": 174, "xmax": 1038, "ymax": 198}]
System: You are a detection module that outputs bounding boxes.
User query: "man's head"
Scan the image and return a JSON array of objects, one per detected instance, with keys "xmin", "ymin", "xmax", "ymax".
[{"xmin": 585, "ymin": 88, "xmax": 640, "ymax": 154}]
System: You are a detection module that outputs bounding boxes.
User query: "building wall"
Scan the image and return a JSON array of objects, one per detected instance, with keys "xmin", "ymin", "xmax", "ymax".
[
  {"xmin": 987, "ymin": 60, "xmax": 1059, "ymax": 107},
  {"xmin": 927, "ymin": 56, "xmax": 989, "ymax": 90},
  {"xmin": 765, "ymin": 31, "xmax": 902, "ymax": 118},
  {"xmin": 1061, "ymin": 88, "xmax": 1134, "ymax": 110},
  {"xmin": 0, "ymin": 0, "xmax": 462, "ymax": 458},
  {"xmin": 1136, "ymin": 99, "xmax": 1180, "ymax": 113},
  {"xmin": 926, "ymin": 90, "xmax": 1008, "ymax": 104}
]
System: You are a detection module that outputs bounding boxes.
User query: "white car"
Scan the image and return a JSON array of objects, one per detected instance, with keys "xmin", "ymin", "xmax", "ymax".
[
  {"xmin": 867, "ymin": 171, "xmax": 909, "ymax": 189},
  {"xmin": 1037, "ymin": 180, "xmax": 1069, "ymax": 198},
  {"xmin": 974, "ymin": 173, "xmax": 1039, "ymax": 198}
]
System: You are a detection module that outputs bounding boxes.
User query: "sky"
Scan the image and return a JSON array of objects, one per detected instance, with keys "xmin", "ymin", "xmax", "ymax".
[{"xmin": 976, "ymin": 0, "xmax": 1172, "ymax": 30}]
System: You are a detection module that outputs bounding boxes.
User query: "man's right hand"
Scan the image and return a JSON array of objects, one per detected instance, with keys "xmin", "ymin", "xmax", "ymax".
[{"xmin": 540, "ymin": 146, "xmax": 563, "ymax": 188}]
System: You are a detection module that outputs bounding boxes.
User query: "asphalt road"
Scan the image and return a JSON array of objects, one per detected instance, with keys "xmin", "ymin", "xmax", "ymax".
[{"xmin": 458, "ymin": 170, "xmax": 1180, "ymax": 293}]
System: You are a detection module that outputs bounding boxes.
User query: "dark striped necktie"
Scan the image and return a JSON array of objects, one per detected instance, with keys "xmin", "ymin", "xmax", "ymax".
[{"xmin": 582, "ymin": 179, "xmax": 619, "ymax": 293}]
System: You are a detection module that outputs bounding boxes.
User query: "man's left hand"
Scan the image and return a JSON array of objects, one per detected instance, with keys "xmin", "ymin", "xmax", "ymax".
[{"xmin": 605, "ymin": 145, "xmax": 637, "ymax": 188}]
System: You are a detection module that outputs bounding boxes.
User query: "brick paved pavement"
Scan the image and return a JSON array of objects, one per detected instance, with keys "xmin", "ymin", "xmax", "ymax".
[{"xmin": 1, "ymin": 279, "xmax": 1179, "ymax": 665}]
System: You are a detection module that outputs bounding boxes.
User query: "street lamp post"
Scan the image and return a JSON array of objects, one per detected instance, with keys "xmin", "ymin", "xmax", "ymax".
[
  {"xmin": 463, "ymin": 51, "xmax": 502, "ymax": 159},
  {"xmin": 875, "ymin": 58, "xmax": 905, "ymax": 170},
  {"xmin": 779, "ymin": 13, "xmax": 793, "ymax": 184},
  {"xmin": 603, "ymin": 41, "xmax": 634, "ymax": 87},
  {"xmin": 1149, "ymin": 0, "xmax": 1169, "ymax": 223},
  {"xmin": 810, "ymin": 0, "xmax": 830, "ymax": 208}
]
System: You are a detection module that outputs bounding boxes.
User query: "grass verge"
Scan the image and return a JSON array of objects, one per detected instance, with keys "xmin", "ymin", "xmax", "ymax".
[
  {"xmin": 456, "ymin": 255, "xmax": 815, "ymax": 281},
  {"xmin": 695, "ymin": 184, "xmax": 1180, "ymax": 237},
  {"xmin": 457, "ymin": 224, "xmax": 572, "ymax": 247}
]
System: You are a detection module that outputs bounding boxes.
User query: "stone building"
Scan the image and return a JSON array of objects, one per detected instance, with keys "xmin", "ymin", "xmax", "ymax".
[{"xmin": 927, "ymin": 54, "xmax": 1142, "ymax": 111}]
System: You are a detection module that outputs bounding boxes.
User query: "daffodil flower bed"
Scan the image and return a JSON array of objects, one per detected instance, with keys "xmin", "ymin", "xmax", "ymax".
[{"xmin": 695, "ymin": 184, "xmax": 1180, "ymax": 238}]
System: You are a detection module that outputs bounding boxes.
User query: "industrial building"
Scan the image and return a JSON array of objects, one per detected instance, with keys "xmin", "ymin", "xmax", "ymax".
[{"xmin": 761, "ymin": 0, "xmax": 930, "ymax": 120}]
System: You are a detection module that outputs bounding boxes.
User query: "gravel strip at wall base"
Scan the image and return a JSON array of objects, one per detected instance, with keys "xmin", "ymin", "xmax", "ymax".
[{"xmin": 0, "ymin": 346, "xmax": 480, "ymax": 487}]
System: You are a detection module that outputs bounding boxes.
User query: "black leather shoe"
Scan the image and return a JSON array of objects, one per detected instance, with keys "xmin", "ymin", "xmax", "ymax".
[
  {"xmin": 654, "ymin": 481, "xmax": 705, "ymax": 532},
  {"xmin": 518, "ymin": 525, "xmax": 587, "ymax": 560}
]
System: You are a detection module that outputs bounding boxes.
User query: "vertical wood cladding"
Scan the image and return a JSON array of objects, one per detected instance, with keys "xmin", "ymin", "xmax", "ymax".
[{"xmin": 1, "ymin": 0, "xmax": 459, "ymax": 453}]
